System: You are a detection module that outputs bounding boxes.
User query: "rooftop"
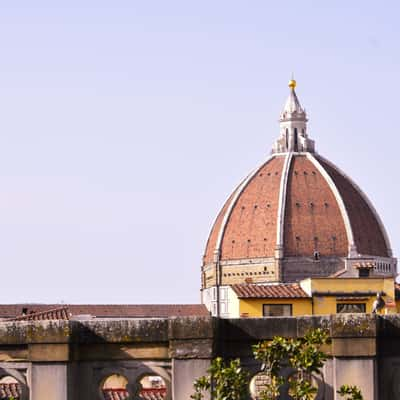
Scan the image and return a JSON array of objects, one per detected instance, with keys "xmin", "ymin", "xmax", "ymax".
[
  {"xmin": 0, "ymin": 304, "xmax": 209, "ymax": 320},
  {"xmin": 231, "ymin": 283, "xmax": 309, "ymax": 299}
]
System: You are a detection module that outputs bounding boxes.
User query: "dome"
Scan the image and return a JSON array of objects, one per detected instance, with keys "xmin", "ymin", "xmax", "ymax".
[{"xmin": 201, "ymin": 82, "xmax": 396, "ymax": 290}]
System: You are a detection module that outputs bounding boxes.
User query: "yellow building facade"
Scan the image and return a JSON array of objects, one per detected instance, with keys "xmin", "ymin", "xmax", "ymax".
[{"xmin": 225, "ymin": 277, "xmax": 399, "ymax": 318}]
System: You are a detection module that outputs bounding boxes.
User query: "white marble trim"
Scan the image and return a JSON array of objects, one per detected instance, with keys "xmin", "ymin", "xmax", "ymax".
[
  {"xmin": 214, "ymin": 155, "xmax": 276, "ymax": 257},
  {"xmin": 276, "ymin": 152, "xmax": 293, "ymax": 247},
  {"xmin": 317, "ymin": 155, "xmax": 393, "ymax": 257},
  {"xmin": 306, "ymin": 153, "xmax": 356, "ymax": 257}
]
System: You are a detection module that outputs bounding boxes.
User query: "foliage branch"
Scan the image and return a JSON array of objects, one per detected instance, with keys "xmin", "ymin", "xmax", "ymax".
[
  {"xmin": 252, "ymin": 328, "xmax": 330, "ymax": 400},
  {"xmin": 191, "ymin": 357, "xmax": 249, "ymax": 400},
  {"xmin": 192, "ymin": 328, "xmax": 363, "ymax": 400}
]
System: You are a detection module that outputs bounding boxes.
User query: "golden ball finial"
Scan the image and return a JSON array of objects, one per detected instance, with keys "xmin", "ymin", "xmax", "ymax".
[{"xmin": 288, "ymin": 79, "xmax": 297, "ymax": 89}]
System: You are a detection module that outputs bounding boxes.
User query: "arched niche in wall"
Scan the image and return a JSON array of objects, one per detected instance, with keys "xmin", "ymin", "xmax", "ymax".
[
  {"xmin": 101, "ymin": 373, "xmax": 129, "ymax": 399},
  {"xmin": 133, "ymin": 365, "xmax": 171, "ymax": 400},
  {"xmin": 95, "ymin": 364, "xmax": 171, "ymax": 400},
  {"xmin": 137, "ymin": 374, "xmax": 167, "ymax": 399},
  {"xmin": 248, "ymin": 367, "xmax": 326, "ymax": 400},
  {"xmin": 0, "ymin": 368, "xmax": 29, "ymax": 400}
]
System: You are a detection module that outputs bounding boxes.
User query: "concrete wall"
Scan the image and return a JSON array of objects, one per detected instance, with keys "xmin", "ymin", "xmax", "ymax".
[{"xmin": 0, "ymin": 314, "xmax": 398, "ymax": 399}]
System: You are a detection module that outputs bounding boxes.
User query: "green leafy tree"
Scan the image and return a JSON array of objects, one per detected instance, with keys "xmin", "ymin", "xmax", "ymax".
[
  {"xmin": 191, "ymin": 357, "xmax": 249, "ymax": 400},
  {"xmin": 337, "ymin": 384, "xmax": 364, "ymax": 400},
  {"xmin": 252, "ymin": 328, "xmax": 330, "ymax": 400},
  {"xmin": 192, "ymin": 328, "xmax": 363, "ymax": 400}
]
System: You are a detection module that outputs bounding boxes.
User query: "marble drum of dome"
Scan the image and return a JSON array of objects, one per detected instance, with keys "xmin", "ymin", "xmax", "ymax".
[{"xmin": 201, "ymin": 80, "xmax": 396, "ymax": 314}]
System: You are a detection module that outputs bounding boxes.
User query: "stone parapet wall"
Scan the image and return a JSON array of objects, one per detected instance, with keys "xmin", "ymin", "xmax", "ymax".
[{"xmin": 0, "ymin": 314, "xmax": 398, "ymax": 399}]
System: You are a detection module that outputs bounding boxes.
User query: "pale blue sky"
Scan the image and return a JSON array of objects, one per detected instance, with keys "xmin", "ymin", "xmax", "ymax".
[{"xmin": 0, "ymin": 1, "xmax": 398, "ymax": 303}]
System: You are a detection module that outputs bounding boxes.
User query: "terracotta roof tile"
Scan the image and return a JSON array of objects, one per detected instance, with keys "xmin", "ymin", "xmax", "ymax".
[
  {"xmin": 329, "ymin": 269, "xmax": 347, "ymax": 278},
  {"xmin": 102, "ymin": 388, "xmax": 166, "ymax": 400},
  {"xmin": 231, "ymin": 283, "xmax": 309, "ymax": 299},
  {"xmin": 140, "ymin": 388, "xmax": 167, "ymax": 400},
  {"xmin": 5, "ymin": 306, "xmax": 70, "ymax": 322},
  {"xmin": 103, "ymin": 389, "xmax": 129, "ymax": 400},
  {"xmin": 0, "ymin": 383, "xmax": 21, "ymax": 399},
  {"xmin": 0, "ymin": 304, "xmax": 209, "ymax": 319}
]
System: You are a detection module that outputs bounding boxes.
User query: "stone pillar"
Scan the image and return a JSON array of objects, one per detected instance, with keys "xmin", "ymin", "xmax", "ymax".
[
  {"xmin": 172, "ymin": 359, "xmax": 211, "ymax": 400},
  {"xmin": 330, "ymin": 314, "xmax": 378, "ymax": 400},
  {"xmin": 29, "ymin": 343, "xmax": 76, "ymax": 400},
  {"xmin": 169, "ymin": 317, "xmax": 215, "ymax": 400},
  {"xmin": 31, "ymin": 363, "xmax": 68, "ymax": 400},
  {"xmin": 334, "ymin": 358, "xmax": 377, "ymax": 400}
]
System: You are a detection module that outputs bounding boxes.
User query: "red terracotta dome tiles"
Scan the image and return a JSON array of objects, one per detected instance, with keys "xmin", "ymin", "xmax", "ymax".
[
  {"xmin": 203, "ymin": 190, "xmax": 236, "ymax": 264},
  {"xmin": 317, "ymin": 157, "xmax": 389, "ymax": 257},
  {"xmin": 102, "ymin": 388, "xmax": 166, "ymax": 400},
  {"xmin": 283, "ymin": 155, "xmax": 348, "ymax": 257},
  {"xmin": 221, "ymin": 156, "xmax": 285, "ymax": 260}
]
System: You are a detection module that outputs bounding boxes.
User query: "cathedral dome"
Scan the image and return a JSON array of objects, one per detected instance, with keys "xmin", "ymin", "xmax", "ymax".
[{"xmin": 201, "ymin": 81, "xmax": 395, "ymax": 289}]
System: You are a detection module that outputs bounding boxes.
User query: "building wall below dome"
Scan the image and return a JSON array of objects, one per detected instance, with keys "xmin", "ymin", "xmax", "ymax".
[
  {"xmin": 202, "ymin": 258, "xmax": 278, "ymax": 289},
  {"xmin": 282, "ymin": 256, "xmax": 345, "ymax": 282}
]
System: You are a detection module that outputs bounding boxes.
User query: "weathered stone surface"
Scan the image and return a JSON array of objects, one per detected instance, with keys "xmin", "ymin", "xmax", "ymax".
[
  {"xmin": 334, "ymin": 358, "xmax": 377, "ymax": 400},
  {"xmin": 70, "ymin": 319, "xmax": 169, "ymax": 343},
  {"xmin": 168, "ymin": 317, "xmax": 215, "ymax": 340},
  {"xmin": 0, "ymin": 346, "xmax": 28, "ymax": 361},
  {"xmin": 0, "ymin": 321, "xmax": 70, "ymax": 345},
  {"xmin": 378, "ymin": 315, "xmax": 400, "ymax": 337},
  {"xmin": 29, "ymin": 344, "xmax": 69, "ymax": 362},
  {"xmin": 332, "ymin": 338, "xmax": 376, "ymax": 357},
  {"xmin": 170, "ymin": 339, "xmax": 214, "ymax": 359},
  {"xmin": 0, "ymin": 314, "xmax": 397, "ymax": 400},
  {"xmin": 297, "ymin": 315, "xmax": 332, "ymax": 337},
  {"xmin": 219, "ymin": 317, "xmax": 297, "ymax": 341},
  {"xmin": 331, "ymin": 313, "xmax": 376, "ymax": 337},
  {"xmin": 74, "ymin": 343, "xmax": 169, "ymax": 361},
  {"xmin": 31, "ymin": 363, "xmax": 68, "ymax": 400},
  {"xmin": 173, "ymin": 359, "xmax": 211, "ymax": 400}
]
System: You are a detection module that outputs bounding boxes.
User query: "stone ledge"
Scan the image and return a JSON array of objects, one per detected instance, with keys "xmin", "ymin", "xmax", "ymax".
[
  {"xmin": 168, "ymin": 317, "xmax": 215, "ymax": 340},
  {"xmin": 332, "ymin": 337, "xmax": 376, "ymax": 357},
  {"xmin": 0, "ymin": 314, "xmax": 386, "ymax": 348},
  {"xmin": 330, "ymin": 314, "xmax": 377, "ymax": 338},
  {"xmin": 169, "ymin": 339, "xmax": 214, "ymax": 359}
]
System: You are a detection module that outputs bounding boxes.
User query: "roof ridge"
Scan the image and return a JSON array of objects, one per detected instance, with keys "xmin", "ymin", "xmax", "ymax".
[{"xmin": 5, "ymin": 305, "xmax": 70, "ymax": 322}]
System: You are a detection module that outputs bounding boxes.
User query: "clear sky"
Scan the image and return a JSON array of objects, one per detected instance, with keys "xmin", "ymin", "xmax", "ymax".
[{"xmin": 0, "ymin": 1, "xmax": 398, "ymax": 304}]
